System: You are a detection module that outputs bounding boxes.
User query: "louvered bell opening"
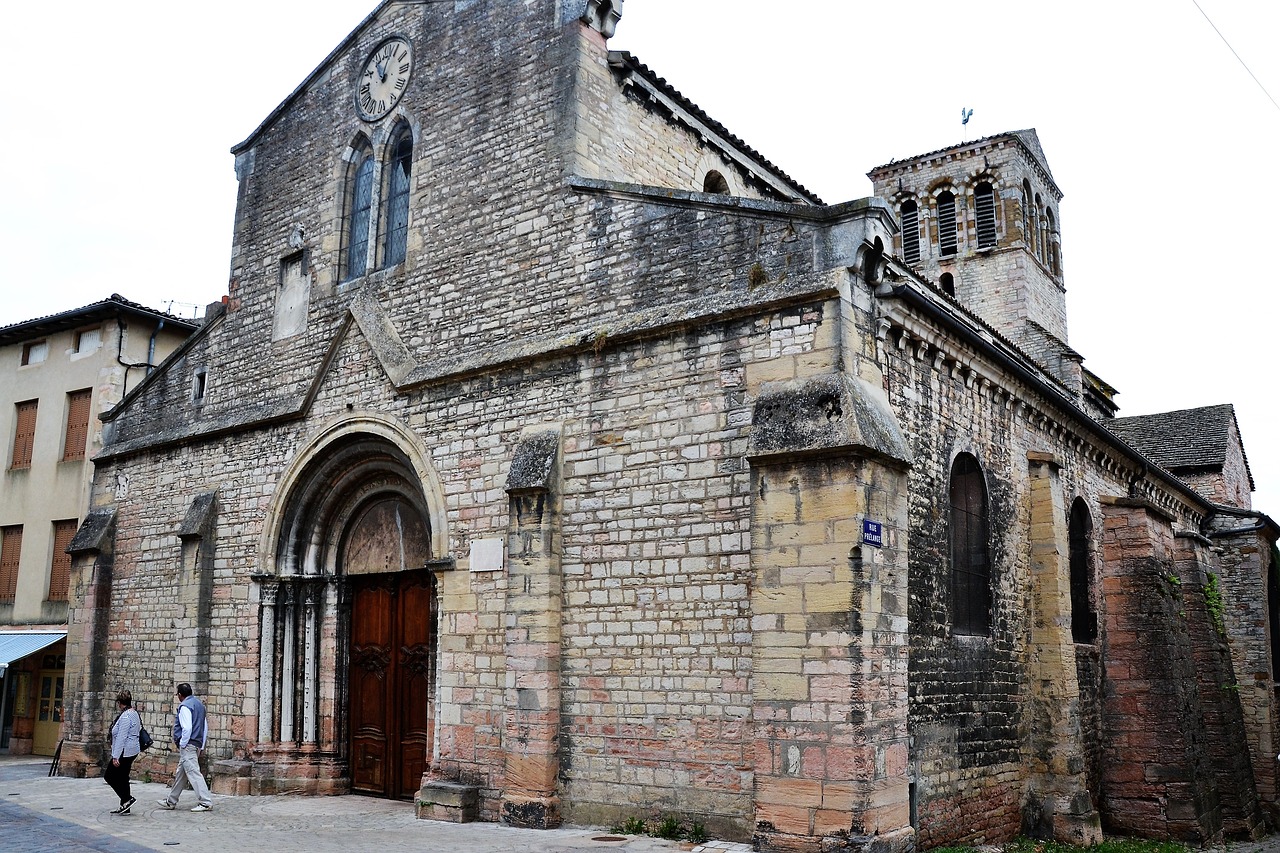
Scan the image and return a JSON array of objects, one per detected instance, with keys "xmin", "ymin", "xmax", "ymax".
[
  {"xmin": 900, "ymin": 202, "xmax": 920, "ymax": 264},
  {"xmin": 975, "ymin": 183, "xmax": 997, "ymax": 249},
  {"xmin": 937, "ymin": 193, "xmax": 957, "ymax": 257}
]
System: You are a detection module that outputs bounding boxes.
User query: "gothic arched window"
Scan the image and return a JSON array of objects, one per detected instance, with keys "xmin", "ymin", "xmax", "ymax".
[
  {"xmin": 383, "ymin": 128, "xmax": 413, "ymax": 267},
  {"xmin": 1069, "ymin": 498, "xmax": 1097, "ymax": 643},
  {"xmin": 950, "ymin": 453, "xmax": 990, "ymax": 635},
  {"xmin": 1047, "ymin": 208, "xmax": 1061, "ymax": 277},
  {"xmin": 937, "ymin": 190, "xmax": 957, "ymax": 257},
  {"xmin": 1022, "ymin": 180, "xmax": 1034, "ymax": 254},
  {"xmin": 974, "ymin": 182, "xmax": 997, "ymax": 249},
  {"xmin": 345, "ymin": 150, "xmax": 375, "ymax": 280},
  {"xmin": 900, "ymin": 199, "xmax": 920, "ymax": 264}
]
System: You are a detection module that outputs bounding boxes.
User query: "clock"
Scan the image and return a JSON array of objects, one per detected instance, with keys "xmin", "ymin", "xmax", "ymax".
[{"xmin": 356, "ymin": 37, "xmax": 413, "ymax": 121}]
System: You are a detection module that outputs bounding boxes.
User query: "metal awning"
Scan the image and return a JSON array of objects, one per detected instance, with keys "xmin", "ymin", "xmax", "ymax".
[{"xmin": 0, "ymin": 631, "xmax": 66, "ymax": 674}]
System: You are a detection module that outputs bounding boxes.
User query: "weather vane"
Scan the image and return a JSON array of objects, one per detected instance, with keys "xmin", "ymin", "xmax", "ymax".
[{"xmin": 961, "ymin": 107, "xmax": 974, "ymax": 141}]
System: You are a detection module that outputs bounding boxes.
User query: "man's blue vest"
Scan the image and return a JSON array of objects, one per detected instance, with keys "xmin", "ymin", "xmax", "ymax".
[{"xmin": 173, "ymin": 695, "xmax": 208, "ymax": 748}]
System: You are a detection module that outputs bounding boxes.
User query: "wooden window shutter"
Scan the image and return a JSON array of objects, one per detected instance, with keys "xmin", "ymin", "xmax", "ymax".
[
  {"xmin": 48, "ymin": 520, "xmax": 77, "ymax": 602},
  {"xmin": 12, "ymin": 400, "xmax": 38, "ymax": 469},
  {"xmin": 63, "ymin": 389, "xmax": 92, "ymax": 461},
  {"xmin": 0, "ymin": 526, "xmax": 22, "ymax": 603}
]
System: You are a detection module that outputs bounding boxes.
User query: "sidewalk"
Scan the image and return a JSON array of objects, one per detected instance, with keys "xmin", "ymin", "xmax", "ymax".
[{"xmin": 0, "ymin": 754, "xmax": 753, "ymax": 853}]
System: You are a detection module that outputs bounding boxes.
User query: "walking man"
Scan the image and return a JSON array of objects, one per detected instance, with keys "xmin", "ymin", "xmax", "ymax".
[{"xmin": 156, "ymin": 683, "xmax": 213, "ymax": 812}]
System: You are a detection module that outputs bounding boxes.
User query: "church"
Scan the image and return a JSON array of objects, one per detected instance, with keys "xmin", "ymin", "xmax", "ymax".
[{"xmin": 58, "ymin": 2, "xmax": 1279, "ymax": 850}]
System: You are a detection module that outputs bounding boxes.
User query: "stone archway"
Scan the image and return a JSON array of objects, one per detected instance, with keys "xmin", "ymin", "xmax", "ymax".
[{"xmin": 254, "ymin": 419, "xmax": 444, "ymax": 796}]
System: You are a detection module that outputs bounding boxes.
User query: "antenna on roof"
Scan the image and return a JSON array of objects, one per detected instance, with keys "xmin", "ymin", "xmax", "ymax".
[{"xmin": 961, "ymin": 107, "xmax": 974, "ymax": 142}]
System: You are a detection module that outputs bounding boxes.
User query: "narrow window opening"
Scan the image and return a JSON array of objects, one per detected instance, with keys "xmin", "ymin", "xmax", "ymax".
[
  {"xmin": 1022, "ymin": 180, "xmax": 1034, "ymax": 254},
  {"xmin": 974, "ymin": 182, "xmax": 997, "ymax": 249},
  {"xmin": 383, "ymin": 130, "xmax": 413, "ymax": 267},
  {"xmin": 192, "ymin": 368, "xmax": 208, "ymax": 403},
  {"xmin": 1069, "ymin": 498, "xmax": 1097, "ymax": 644},
  {"xmin": 937, "ymin": 191, "xmax": 957, "ymax": 257},
  {"xmin": 900, "ymin": 200, "xmax": 920, "ymax": 264},
  {"xmin": 939, "ymin": 272, "xmax": 955, "ymax": 296},
  {"xmin": 950, "ymin": 453, "xmax": 990, "ymax": 635}
]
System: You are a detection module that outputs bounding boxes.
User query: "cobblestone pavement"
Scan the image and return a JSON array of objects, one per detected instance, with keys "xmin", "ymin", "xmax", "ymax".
[{"xmin": 0, "ymin": 756, "xmax": 753, "ymax": 853}]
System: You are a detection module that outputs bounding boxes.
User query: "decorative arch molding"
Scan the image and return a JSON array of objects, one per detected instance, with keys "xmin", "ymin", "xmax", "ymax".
[
  {"xmin": 258, "ymin": 413, "xmax": 448, "ymax": 578},
  {"xmin": 694, "ymin": 151, "xmax": 740, "ymax": 196}
]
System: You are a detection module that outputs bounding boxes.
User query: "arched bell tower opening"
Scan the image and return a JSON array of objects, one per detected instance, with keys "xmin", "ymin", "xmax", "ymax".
[{"xmin": 254, "ymin": 419, "xmax": 445, "ymax": 798}]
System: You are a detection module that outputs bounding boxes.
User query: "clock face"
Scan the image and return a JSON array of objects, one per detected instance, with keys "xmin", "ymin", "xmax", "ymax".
[{"xmin": 356, "ymin": 37, "xmax": 413, "ymax": 121}]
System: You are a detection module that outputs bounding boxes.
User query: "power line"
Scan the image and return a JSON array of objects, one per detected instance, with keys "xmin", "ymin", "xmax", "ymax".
[{"xmin": 1191, "ymin": 0, "xmax": 1280, "ymax": 114}]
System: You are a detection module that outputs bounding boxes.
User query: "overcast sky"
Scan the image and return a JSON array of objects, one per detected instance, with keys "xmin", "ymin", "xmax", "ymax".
[{"xmin": 2, "ymin": 1, "xmax": 1277, "ymax": 512}]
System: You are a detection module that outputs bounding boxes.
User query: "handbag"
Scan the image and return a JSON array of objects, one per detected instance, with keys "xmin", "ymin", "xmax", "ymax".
[{"xmin": 139, "ymin": 724, "xmax": 153, "ymax": 751}]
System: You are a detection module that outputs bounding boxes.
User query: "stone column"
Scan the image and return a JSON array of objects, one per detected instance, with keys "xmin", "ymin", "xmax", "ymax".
[
  {"xmin": 1098, "ymin": 497, "xmax": 1222, "ymax": 844},
  {"xmin": 747, "ymin": 375, "xmax": 913, "ymax": 853},
  {"xmin": 57, "ymin": 508, "xmax": 116, "ymax": 777},
  {"xmin": 1024, "ymin": 453, "xmax": 1101, "ymax": 843},
  {"xmin": 499, "ymin": 428, "xmax": 563, "ymax": 829}
]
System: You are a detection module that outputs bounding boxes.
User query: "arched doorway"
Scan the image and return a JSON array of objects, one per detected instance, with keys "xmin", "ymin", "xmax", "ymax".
[{"xmin": 259, "ymin": 422, "xmax": 443, "ymax": 799}]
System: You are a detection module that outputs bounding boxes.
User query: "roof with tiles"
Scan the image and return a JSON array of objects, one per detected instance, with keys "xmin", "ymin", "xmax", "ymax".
[
  {"xmin": 867, "ymin": 129, "xmax": 1059, "ymax": 197},
  {"xmin": 0, "ymin": 294, "xmax": 201, "ymax": 347},
  {"xmin": 1106, "ymin": 404, "xmax": 1255, "ymax": 490}
]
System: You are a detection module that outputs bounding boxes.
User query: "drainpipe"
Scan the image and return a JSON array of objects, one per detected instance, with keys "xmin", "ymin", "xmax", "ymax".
[
  {"xmin": 146, "ymin": 319, "xmax": 166, "ymax": 375},
  {"xmin": 115, "ymin": 319, "xmax": 154, "ymax": 398}
]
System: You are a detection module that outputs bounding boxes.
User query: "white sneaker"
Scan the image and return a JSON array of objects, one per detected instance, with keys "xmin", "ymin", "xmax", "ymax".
[
  {"xmin": 156, "ymin": 800, "xmax": 176, "ymax": 810},
  {"xmin": 191, "ymin": 803, "xmax": 212, "ymax": 812}
]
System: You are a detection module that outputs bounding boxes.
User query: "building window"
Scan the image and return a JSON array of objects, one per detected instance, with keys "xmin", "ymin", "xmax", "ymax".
[
  {"xmin": 900, "ymin": 200, "xmax": 920, "ymax": 264},
  {"xmin": 950, "ymin": 453, "xmax": 990, "ymax": 635},
  {"xmin": 939, "ymin": 272, "xmax": 955, "ymax": 296},
  {"xmin": 383, "ymin": 128, "xmax": 413, "ymax": 267},
  {"xmin": 192, "ymin": 368, "xmax": 208, "ymax": 403},
  {"xmin": 703, "ymin": 170, "xmax": 730, "ymax": 195},
  {"xmin": 1047, "ymin": 208, "xmax": 1061, "ymax": 276},
  {"xmin": 345, "ymin": 151, "xmax": 376, "ymax": 280},
  {"xmin": 74, "ymin": 327, "xmax": 101, "ymax": 353},
  {"xmin": 937, "ymin": 191, "xmax": 957, "ymax": 257},
  {"xmin": 1069, "ymin": 498, "xmax": 1097, "ymax": 643},
  {"xmin": 0, "ymin": 525, "xmax": 21, "ymax": 604},
  {"xmin": 1022, "ymin": 180, "xmax": 1034, "ymax": 254},
  {"xmin": 12, "ymin": 400, "xmax": 38, "ymax": 469},
  {"xmin": 21, "ymin": 340, "xmax": 48, "ymax": 366},
  {"xmin": 48, "ymin": 520, "xmax": 76, "ymax": 602},
  {"xmin": 974, "ymin": 182, "xmax": 997, "ymax": 249},
  {"xmin": 1035, "ymin": 194, "xmax": 1047, "ymax": 266},
  {"xmin": 62, "ymin": 389, "xmax": 92, "ymax": 461}
]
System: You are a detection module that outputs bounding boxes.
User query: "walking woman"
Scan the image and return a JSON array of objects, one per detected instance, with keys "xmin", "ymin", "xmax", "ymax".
[{"xmin": 106, "ymin": 689, "xmax": 141, "ymax": 814}]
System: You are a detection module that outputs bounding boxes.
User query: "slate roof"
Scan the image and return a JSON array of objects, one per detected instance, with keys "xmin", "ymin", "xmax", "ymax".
[
  {"xmin": 0, "ymin": 294, "xmax": 200, "ymax": 347},
  {"xmin": 1106, "ymin": 404, "xmax": 1255, "ymax": 490}
]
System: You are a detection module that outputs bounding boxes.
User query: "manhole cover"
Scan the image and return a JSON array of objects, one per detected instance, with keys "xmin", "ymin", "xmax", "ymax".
[{"xmin": 593, "ymin": 837, "xmax": 627, "ymax": 842}]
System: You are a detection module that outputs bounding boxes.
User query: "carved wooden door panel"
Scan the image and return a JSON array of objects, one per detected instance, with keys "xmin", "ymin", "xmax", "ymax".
[
  {"xmin": 350, "ymin": 578, "xmax": 394, "ymax": 795},
  {"xmin": 350, "ymin": 570, "xmax": 436, "ymax": 799}
]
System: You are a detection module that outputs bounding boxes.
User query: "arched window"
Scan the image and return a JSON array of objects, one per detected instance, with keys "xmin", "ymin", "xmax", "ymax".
[
  {"xmin": 950, "ymin": 453, "xmax": 990, "ymax": 635},
  {"xmin": 1035, "ymin": 194, "xmax": 1047, "ymax": 266},
  {"xmin": 345, "ymin": 151, "xmax": 375, "ymax": 280},
  {"xmin": 937, "ymin": 191, "xmax": 957, "ymax": 257},
  {"xmin": 1047, "ymin": 208, "xmax": 1061, "ymax": 277},
  {"xmin": 703, "ymin": 170, "xmax": 730, "ymax": 195},
  {"xmin": 974, "ymin": 182, "xmax": 997, "ymax": 249},
  {"xmin": 1022, "ymin": 180, "xmax": 1034, "ymax": 254},
  {"xmin": 900, "ymin": 200, "xmax": 920, "ymax": 264},
  {"xmin": 383, "ymin": 128, "xmax": 413, "ymax": 267},
  {"xmin": 1069, "ymin": 498, "xmax": 1096, "ymax": 643},
  {"xmin": 939, "ymin": 272, "xmax": 955, "ymax": 296}
]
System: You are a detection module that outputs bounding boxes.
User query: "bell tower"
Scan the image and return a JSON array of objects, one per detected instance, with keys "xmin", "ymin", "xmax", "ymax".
[{"xmin": 868, "ymin": 130, "xmax": 1078, "ymax": 391}]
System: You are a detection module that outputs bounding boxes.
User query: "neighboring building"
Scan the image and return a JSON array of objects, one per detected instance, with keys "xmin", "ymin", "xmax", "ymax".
[
  {"xmin": 0, "ymin": 296, "xmax": 198, "ymax": 755},
  {"xmin": 54, "ymin": 3, "xmax": 1278, "ymax": 851}
]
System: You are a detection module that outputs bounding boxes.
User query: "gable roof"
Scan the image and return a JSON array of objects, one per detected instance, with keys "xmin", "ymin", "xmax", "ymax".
[
  {"xmin": 1106, "ymin": 404, "xmax": 1255, "ymax": 490},
  {"xmin": 0, "ymin": 294, "xmax": 200, "ymax": 348}
]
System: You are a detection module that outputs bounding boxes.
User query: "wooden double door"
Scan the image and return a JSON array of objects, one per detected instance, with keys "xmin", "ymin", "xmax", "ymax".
[{"xmin": 349, "ymin": 570, "xmax": 437, "ymax": 799}]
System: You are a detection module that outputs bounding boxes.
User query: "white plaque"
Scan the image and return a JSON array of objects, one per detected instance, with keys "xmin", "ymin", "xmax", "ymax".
[{"xmin": 469, "ymin": 538, "xmax": 505, "ymax": 572}]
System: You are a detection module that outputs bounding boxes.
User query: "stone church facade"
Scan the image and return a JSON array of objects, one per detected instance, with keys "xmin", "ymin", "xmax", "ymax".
[{"xmin": 58, "ymin": 2, "xmax": 1279, "ymax": 851}]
